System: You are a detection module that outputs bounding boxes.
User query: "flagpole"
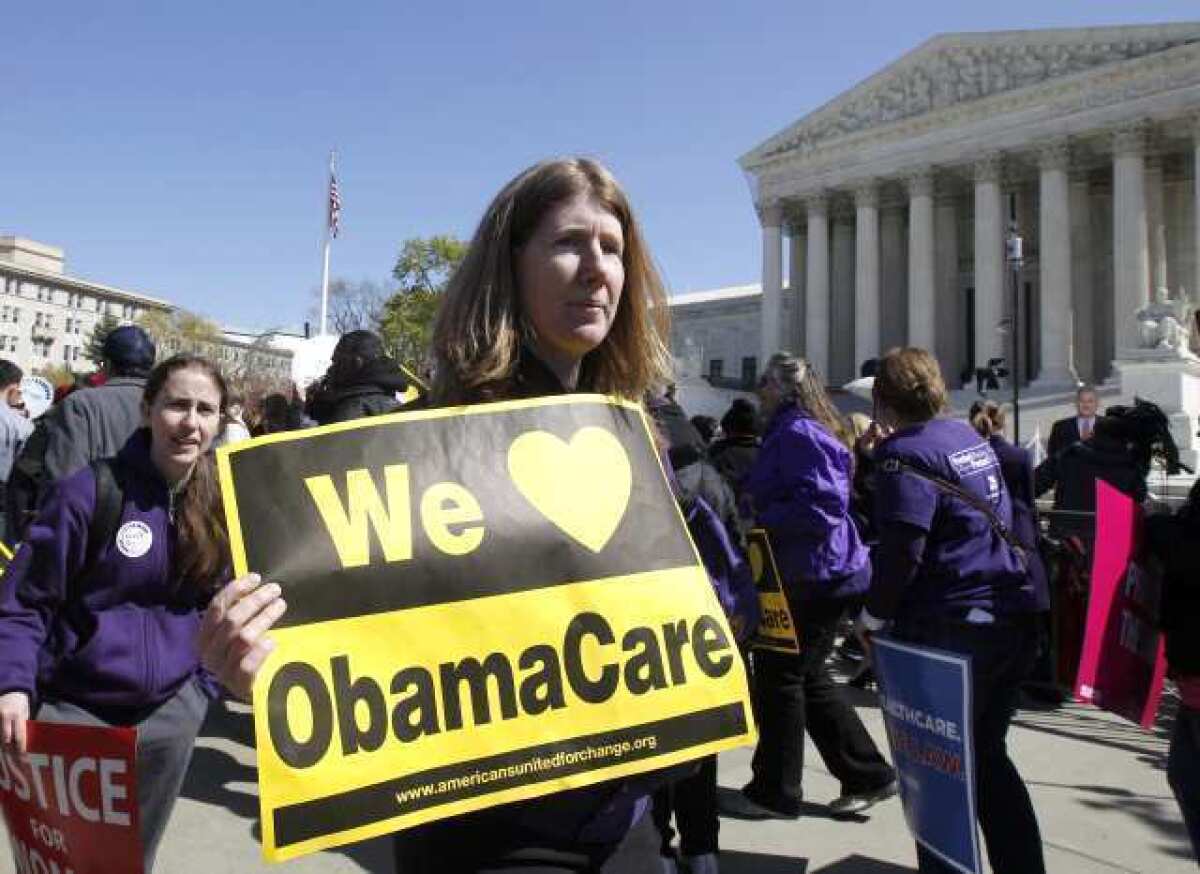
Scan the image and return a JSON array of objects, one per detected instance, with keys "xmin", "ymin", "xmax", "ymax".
[{"xmin": 320, "ymin": 150, "xmax": 336, "ymax": 336}]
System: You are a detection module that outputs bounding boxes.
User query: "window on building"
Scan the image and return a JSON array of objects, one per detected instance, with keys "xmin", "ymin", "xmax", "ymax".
[
  {"xmin": 741, "ymin": 357, "xmax": 757, "ymax": 386},
  {"xmin": 34, "ymin": 313, "xmax": 42, "ymax": 329},
  {"xmin": 73, "ymin": 347, "xmax": 79, "ymax": 361},
  {"xmin": 7, "ymin": 338, "xmax": 14, "ymax": 353},
  {"xmin": 63, "ymin": 345, "xmax": 71, "ymax": 362},
  {"xmin": 709, "ymin": 359, "xmax": 724, "ymax": 379},
  {"xmin": 12, "ymin": 307, "xmax": 21, "ymax": 323}
]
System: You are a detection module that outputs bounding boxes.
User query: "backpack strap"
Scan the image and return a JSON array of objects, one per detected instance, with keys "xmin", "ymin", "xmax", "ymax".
[
  {"xmin": 83, "ymin": 458, "xmax": 125, "ymax": 580},
  {"xmin": 884, "ymin": 457, "xmax": 1028, "ymax": 566}
]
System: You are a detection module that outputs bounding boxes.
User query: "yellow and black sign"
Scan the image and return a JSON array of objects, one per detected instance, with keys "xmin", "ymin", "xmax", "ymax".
[
  {"xmin": 217, "ymin": 395, "xmax": 756, "ymax": 861},
  {"xmin": 747, "ymin": 529, "xmax": 800, "ymax": 654}
]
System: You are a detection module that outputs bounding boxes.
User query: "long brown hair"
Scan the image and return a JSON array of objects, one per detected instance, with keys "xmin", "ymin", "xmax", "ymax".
[
  {"xmin": 143, "ymin": 354, "xmax": 229, "ymax": 595},
  {"xmin": 762, "ymin": 352, "xmax": 851, "ymax": 447},
  {"xmin": 431, "ymin": 157, "xmax": 673, "ymax": 404}
]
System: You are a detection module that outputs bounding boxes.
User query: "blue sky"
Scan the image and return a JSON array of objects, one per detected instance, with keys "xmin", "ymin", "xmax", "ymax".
[{"xmin": 2, "ymin": 2, "xmax": 1197, "ymax": 332}]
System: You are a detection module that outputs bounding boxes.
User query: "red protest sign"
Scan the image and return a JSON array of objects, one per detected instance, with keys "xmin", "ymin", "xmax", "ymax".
[
  {"xmin": 1074, "ymin": 480, "xmax": 1168, "ymax": 729},
  {"xmin": 0, "ymin": 721, "xmax": 143, "ymax": 874}
]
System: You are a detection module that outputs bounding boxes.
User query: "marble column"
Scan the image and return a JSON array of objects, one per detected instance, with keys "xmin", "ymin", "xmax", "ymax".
[
  {"xmin": 974, "ymin": 154, "xmax": 1005, "ymax": 369},
  {"xmin": 1146, "ymin": 154, "xmax": 1168, "ymax": 292},
  {"xmin": 1070, "ymin": 171, "xmax": 1095, "ymax": 383},
  {"xmin": 854, "ymin": 182, "xmax": 880, "ymax": 371},
  {"xmin": 1113, "ymin": 122, "xmax": 1150, "ymax": 354},
  {"xmin": 804, "ymin": 194, "xmax": 830, "ymax": 379},
  {"xmin": 934, "ymin": 194, "xmax": 961, "ymax": 384},
  {"xmin": 788, "ymin": 218, "xmax": 806, "ymax": 357},
  {"xmin": 907, "ymin": 169, "xmax": 936, "ymax": 351},
  {"xmin": 759, "ymin": 202, "xmax": 784, "ymax": 366},
  {"xmin": 1035, "ymin": 140, "xmax": 1075, "ymax": 387},
  {"xmin": 831, "ymin": 205, "xmax": 857, "ymax": 385},
  {"xmin": 880, "ymin": 205, "xmax": 908, "ymax": 351},
  {"xmin": 1194, "ymin": 117, "xmax": 1200, "ymax": 302}
]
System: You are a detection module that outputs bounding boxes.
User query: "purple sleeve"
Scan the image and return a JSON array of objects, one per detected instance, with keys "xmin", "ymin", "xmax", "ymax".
[
  {"xmin": 746, "ymin": 426, "xmax": 848, "ymax": 538},
  {"xmin": 0, "ymin": 474, "xmax": 91, "ymax": 697},
  {"xmin": 874, "ymin": 461, "xmax": 939, "ymax": 533},
  {"xmin": 866, "ymin": 522, "xmax": 926, "ymax": 620}
]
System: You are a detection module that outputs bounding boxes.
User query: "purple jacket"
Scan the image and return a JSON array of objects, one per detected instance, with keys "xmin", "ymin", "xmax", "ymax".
[
  {"xmin": 742, "ymin": 406, "xmax": 870, "ymax": 599},
  {"xmin": 0, "ymin": 430, "xmax": 212, "ymax": 713}
]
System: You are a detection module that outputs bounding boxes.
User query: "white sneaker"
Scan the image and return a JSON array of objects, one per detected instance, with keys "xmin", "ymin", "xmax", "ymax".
[
  {"xmin": 683, "ymin": 852, "xmax": 720, "ymax": 874},
  {"xmin": 828, "ymin": 780, "xmax": 899, "ymax": 817}
]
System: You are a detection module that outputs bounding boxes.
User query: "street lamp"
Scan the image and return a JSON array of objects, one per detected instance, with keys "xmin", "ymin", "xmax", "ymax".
[{"xmin": 1005, "ymin": 194, "xmax": 1024, "ymax": 443}]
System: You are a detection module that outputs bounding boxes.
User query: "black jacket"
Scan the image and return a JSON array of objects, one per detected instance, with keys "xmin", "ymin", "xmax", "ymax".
[
  {"xmin": 1047, "ymin": 416, "xmax": 1086, "ymax": 461},
  {"xmin": 708, "ymin": 435, "xmax": 760, "ymax": 497},
  {"xmin": 1146, "ymin": 509, "xmax": 1200, "ymax": 677},
  {"xmin": 307, "ymin": 359, "xmax": 408, "ymax": 425},
  {"xmin": 1034, "ymin": 434, "xmax": 1145, "ymax": 535}
]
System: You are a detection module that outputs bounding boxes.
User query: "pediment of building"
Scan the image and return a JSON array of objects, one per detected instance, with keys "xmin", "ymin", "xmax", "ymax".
[{"xmin": 742, "ymin": 23, "xmax": 1200, "ymax": 171}]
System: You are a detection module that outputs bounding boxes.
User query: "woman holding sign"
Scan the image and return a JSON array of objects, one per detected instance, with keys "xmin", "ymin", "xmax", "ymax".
[
  {"xmin": 0, "ymin": 354, "xmax": 229, "ymax": 871},
  {"xmin": 860, "ymin": 347, "xmax": 1045, "ymax": 874},
  {"xmin": 201, "ymin": 158, "xmax": 701, "ymax": 873},
  {"xmin": 727, "ymin": 352, "xmax": 896, "ymax": 821}
]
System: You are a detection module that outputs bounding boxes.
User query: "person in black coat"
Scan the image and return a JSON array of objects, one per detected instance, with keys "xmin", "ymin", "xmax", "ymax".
[
  {"xmin": 708, "ymin": 398, "xmax": 760, "ymax": 503},
  {"xmin": 1046, "ymin": 385, "xmax": 1099, "ymax": 461},
  {"xmin": 1146, "ymin": 482, "xmax": 1200, "ymax": 861},
  {"xmin": 1034, "ymin": 415, "xmax": 1146, "ymax": 537},
  {"xmin": 305, "ymin": 330, "xmax": 409, "ymax": 425}
]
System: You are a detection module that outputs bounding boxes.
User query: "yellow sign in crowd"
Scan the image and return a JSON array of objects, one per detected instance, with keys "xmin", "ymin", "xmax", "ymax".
[{"xmin": 217, "ymin": 396, "xmax": 756, "ymax": 861}]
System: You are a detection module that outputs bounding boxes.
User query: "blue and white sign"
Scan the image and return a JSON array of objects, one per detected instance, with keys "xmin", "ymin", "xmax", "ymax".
[{"xmin": 872, "ymin": 636, "xmax": 982, "ymax": 874}]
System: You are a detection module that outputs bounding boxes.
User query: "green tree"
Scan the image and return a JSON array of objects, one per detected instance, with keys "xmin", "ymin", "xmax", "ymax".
[
  {"xmin": 84, "ymin": 314, "xmax": 121, "ymax": 367},
  {"xmin": 380, "ymin": 235, "xmax": 466, "ymax": 367},
  {"xmin": 137, "ymin": 309, "xmax": 220, "ymax": 358}
]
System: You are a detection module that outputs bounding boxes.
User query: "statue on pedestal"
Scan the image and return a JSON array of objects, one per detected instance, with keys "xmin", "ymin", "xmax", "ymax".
[{"xmin": 1137, "ymin": 286, "xmax": 1196, "ymax": 358}]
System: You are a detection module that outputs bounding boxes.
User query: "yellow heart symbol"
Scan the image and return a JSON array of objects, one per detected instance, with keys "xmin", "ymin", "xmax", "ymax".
[{"xmin": 507, "ymin": 427, "xmax": 632, "ymax": 553}]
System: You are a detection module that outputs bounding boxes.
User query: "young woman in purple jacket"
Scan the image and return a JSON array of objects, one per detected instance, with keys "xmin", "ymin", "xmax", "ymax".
[
  {"xmin": 199, "ymin": 158, "xmax": 705, "ymax": 873},
  {"xmin": 725, "ymin": 352, "xmax": 896, "ymax": 821},
  {"xmin": 0, "ymin": 353, "xmax": 230, "ymax": 870}
]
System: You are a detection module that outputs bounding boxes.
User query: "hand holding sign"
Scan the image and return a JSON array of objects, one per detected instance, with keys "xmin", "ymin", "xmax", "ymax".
[
  {"xmin": 216, "ymin": 396, "xmax": 755, "ymax": 861},
  {"xmin": 0, "ymin": 692, "xmax": 29, "ymax": 754},
  {"xmin": 199, "ymin": 574, "xmax": 287, "ymax": 701}
]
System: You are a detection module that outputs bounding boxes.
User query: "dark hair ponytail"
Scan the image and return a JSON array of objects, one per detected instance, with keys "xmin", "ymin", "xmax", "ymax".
[
  {"xmin": 144, "ymin": 354, "xmax": 230, "ymax": 595},
  {"xmin": 968, "ymin": 400, "xmax": 1005, "ymax": 439}
]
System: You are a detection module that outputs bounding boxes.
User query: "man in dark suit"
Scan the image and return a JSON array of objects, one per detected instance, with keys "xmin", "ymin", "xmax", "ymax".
[{"xmin": 1047, "ymin": 385, "xmax": 1099, "ymax": 461}]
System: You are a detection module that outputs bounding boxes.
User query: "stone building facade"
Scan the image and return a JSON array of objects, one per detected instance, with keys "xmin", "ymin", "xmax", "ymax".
[
  {"xmin": 0, "ymin": 236, "xmax": 292, "ymax": 380},
  {"xmin": 739, "ymin": 23, "xmax": 1200, "ymax": 390}
]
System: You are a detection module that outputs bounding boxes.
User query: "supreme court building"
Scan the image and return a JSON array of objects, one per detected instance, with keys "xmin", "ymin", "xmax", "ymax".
[{"xmin": 726, "ymin": 23, "xmax": 1200, "ymax": 392}]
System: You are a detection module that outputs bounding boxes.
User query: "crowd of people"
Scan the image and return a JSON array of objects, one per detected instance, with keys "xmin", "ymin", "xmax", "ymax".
[{"xmin": 0, "ymin": 155, "xmax": 1190, "ymax": 873}]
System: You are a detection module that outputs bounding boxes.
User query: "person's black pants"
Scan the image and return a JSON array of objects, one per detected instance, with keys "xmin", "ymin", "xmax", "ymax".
[
  {"xmin": 1168, "ymin": 704, "xmax": 1200, "ymax": 861},
  {"xmin": 392, "ymin": 804, "xmax": 662, "ymax": 873},
  {"xmin": 893, "ymin": 613, "xmax": 1046, "ymax": 874},
  {"xmin": 746, "ymin": 596, "xmax": 894, "ymax": 813},
  {"xmin": 651, "ymin": 755, "xmax": 718, "ymax": 857}
]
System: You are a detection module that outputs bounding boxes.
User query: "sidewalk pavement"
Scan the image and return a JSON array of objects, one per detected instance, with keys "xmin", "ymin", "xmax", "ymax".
[{"xmin": 0, "ymin": 683, "xmax": 1192, "ymax": 873}]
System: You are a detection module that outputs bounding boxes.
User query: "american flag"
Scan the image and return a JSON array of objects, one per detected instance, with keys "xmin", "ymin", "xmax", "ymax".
[{"xmin": 327, "ymin": 169, "xmax": 342, "ymax": 239}]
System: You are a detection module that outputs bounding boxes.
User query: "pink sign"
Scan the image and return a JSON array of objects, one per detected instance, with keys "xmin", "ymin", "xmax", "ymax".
[{"xmin": 1074, "ymin": 480, "xmax": 1167, "ymax": 729}]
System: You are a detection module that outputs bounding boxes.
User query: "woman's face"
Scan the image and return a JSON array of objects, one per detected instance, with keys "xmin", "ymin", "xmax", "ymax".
[
  {"xmin": 757, "ymin": 373, "xmax": 783, "ymax": 417},
  {"xmin": 516, "ymin": 193, "xmax": 625, "ymax": 369},
  {"xmin": 143, "ymin": 367, "xmax": 222, "ymax": 483}
]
